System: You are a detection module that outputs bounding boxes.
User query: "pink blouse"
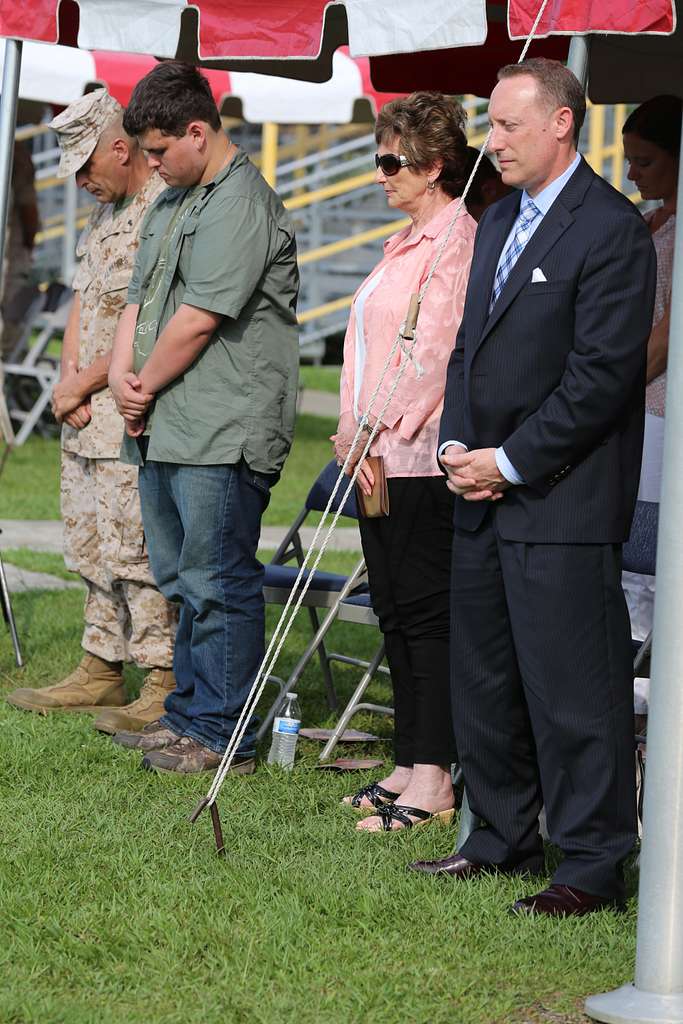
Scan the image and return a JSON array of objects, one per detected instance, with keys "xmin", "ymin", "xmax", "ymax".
[{"xmin": 338, "ymin": 199, "xmax": 476, "ymax": 477}]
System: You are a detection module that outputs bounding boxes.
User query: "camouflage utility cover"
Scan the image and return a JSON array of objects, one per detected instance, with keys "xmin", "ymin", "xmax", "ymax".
[{"xmin": 50, "ymin": 89, "xmax": 122, "ymax": 179}]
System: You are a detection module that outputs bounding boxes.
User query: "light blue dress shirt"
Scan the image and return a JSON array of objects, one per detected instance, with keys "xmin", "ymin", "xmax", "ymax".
[
  {"xmin": 494, "ymin": 152, "xmax": 581, "ymax": 283},
  {"xmin": 439, "ymin": 153, "xmax": 582, "ymax": 486}
]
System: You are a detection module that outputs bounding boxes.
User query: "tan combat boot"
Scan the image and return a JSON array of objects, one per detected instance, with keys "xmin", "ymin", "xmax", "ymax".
[
  {"xmin": 92, "ymin": 668, "xmax": 176, "ymax": 735},
  {"xmin": 6, "ymin": 654, "xmax": 126, "ymax": 714}
]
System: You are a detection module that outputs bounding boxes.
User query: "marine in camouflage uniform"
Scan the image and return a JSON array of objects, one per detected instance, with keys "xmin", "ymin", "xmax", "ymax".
[{"xmin": 6, "ymin": 90, "xmax": 178, "ymax": 734}]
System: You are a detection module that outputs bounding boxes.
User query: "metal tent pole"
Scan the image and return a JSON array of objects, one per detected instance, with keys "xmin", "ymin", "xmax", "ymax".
[
  {"xmin": 0, "ymin": 38, "xmax": 22, "ymax": 271},
  {"xmin": 0, "ymin": 38, "xmax": 23, "ymax": 664},
  {"xmin": 585, "ymin": 109, "xmax": 683, "ymax": 1024},
  {"xmin": 567, "ymin": 35, "xmax": 590, "ymax": 85}
]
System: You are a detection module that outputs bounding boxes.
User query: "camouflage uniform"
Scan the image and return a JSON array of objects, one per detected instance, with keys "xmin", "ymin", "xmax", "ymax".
[{"xmin": 53, "ymin": 95, "xmax": 176, "ymax": 669}]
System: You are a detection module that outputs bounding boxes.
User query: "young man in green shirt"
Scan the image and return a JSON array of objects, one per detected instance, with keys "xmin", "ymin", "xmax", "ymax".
[{"xmin": 109, "ymin": 62, "xmax": 299, "ymax": 774}]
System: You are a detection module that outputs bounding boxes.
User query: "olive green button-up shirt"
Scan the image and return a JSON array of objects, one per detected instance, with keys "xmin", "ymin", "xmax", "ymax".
[{"xmin": 122, "ymin": 148, "xmax": 299, "ymax": 474}]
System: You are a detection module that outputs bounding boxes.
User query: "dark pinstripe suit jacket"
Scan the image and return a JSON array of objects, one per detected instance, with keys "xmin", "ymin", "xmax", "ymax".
[{"xmin": 439, "ymin": 156, "xmax": 657, "ymax": 543}]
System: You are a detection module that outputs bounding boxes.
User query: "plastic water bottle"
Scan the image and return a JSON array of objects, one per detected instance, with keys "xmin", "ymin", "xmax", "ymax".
[{"xmin": 267, "ymin": 692, "xmax": 301, "ymax": 769}]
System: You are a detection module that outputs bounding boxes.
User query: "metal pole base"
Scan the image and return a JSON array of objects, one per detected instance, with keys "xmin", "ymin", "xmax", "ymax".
[{"xmin": 586, "ymin": 984, "xmax": 683, "ymax": 1023}]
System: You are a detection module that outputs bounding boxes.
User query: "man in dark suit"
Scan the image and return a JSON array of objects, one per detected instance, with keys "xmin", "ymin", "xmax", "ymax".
[{"xmin": 410, "ymin": 58, "xmax": 656, "ymax": 916}]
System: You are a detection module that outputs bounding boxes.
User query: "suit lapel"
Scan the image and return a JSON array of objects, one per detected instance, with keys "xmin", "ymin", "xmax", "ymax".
[
  {"xmin": 471, "ymin": 156, "xmax": 595, "ymax": 357},
  {"xmin": 477, "ymin": 205, "xmax": 574, "ymax": 345},
  {"xmin": 470, "ymin": 197, "xmax": 520, "ymax": 336}
]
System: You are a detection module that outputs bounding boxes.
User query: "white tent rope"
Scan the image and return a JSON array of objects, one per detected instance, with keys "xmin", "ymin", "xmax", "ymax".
[
  {"xmin": 199, "ymin": 0, "xmax": 551, "ymax": 810},
  {"xmin": 202, "ymin": 310, "xmax": 430, "ymax": 804}
]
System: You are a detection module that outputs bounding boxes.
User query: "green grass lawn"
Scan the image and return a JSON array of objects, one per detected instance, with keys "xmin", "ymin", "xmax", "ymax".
[
  {"xmin": 2, "ymin": 548, "xmax": 76, "ymax": 580},
  {"xmin": 0, "ymin": 552, "xmax": 637, "ymax": 1024},
  {"xmin": 0, "ymin": 436, "xmax": 62, "ymax": 519},
  {"xmin": 0, "ymin": 414, "xmax": 339, "ymax": 525},
  {"xmin": 299, "ymin": 364, "xmax": 342, "ymax": 395},
  {"xmin": 262, "ymin": 413, "xmax": 338, "ymax": 528}
]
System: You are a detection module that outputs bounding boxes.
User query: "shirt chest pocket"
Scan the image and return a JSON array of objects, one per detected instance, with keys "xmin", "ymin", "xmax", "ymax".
[
  {"xmin": 100, "ymin": 267, "xmax": 132, "ymax": 296},
  {"xmin": 75, "ymin": 246, "xmax": 98, "ymax": 294},
  {"xmin": 93, "ymin": 267, "xmax": 131, "ymax": 316},
  {"xmin": 175, "ymin": 216, "xmax": 199, "ymax": 285}
]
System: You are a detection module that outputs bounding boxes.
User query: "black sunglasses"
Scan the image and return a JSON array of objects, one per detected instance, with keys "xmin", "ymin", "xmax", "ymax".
[{"xmin": 374, "ymin": 153, "xmax": 411, "ymax": 176}]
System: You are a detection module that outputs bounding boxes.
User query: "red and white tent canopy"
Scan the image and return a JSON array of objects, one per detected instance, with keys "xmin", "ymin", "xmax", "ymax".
[
  {"xmin": 367, "ymin": 1, "xmax": 679, "ymax": 98},
  {"xmin": 0, "ymin": 40, "xmax": 401, "ymax": 124},
  {"xmin": 0, "ymin": 1, "xmax": 675, "ymax": 84}
]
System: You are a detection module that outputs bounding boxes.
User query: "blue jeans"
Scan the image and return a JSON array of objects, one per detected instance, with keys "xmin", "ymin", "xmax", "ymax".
[{"xmin": 138, "ymin": 458, "xmax": 276, "ymax": 755}]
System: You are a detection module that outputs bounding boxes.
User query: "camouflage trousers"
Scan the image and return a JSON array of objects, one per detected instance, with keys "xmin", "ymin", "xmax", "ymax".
[{"xmin": 61, "ymin": 450, "xmax": 177, "ymax": 668}]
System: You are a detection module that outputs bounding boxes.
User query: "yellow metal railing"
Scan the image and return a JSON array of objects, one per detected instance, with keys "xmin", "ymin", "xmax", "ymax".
[
  {"xmin": 298, "ymin": 219, "xmax": 411, "ymax": 267},
  {"xmin": 286, "ymin": 170, "xmax": 376, "ymax": 211},
  {"xmin": 612, "ymin": 104, "xmax": 628, "ymax": 192},
  {"xmin": 35, "ymin": 215, "xmax": 89, "ymax": 245},
  {"xmin": 587, "ymin": 103, "xmax": 631, "ymax": 184},
  {"xmin": 293, "ymin": 124, "xmax": 488, "ymax": 323},
  {"xmin": 298, "ymin": 295, "xmax": 355, "ymax": 324}
]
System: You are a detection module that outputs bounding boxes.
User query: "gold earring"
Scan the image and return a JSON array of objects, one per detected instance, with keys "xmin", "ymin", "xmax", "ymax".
[{"xmin": 427, "ymin": 180, "xmax": 436, "ymax": 191}]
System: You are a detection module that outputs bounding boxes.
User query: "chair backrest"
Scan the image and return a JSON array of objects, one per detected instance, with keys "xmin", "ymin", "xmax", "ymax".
[
  {"xmin": 623, "ymin": 500, "xmax": 659, "ymax": 576},
  {"xmin": 306, "ymin": 459, "xmax": 359, "ymax": 519}
]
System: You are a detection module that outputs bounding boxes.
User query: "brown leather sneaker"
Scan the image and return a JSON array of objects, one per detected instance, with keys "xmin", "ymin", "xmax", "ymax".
[
  {"xmin": 93, "ymin": 669, "xmax": 176, "ymax": 734},
  {"xmin": 112, "ymin": 721, "xmax": 180, "ymax": 751},
  {"xmin": 5, "ymin": 655, "xmax": 126, "ymax": 714},
  {"xmin": 142, "ymin": 736, "xmax": 256, "ymax": 775}
]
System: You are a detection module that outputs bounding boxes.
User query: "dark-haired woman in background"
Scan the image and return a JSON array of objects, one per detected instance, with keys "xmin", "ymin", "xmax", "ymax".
[
  {"xmin": 622, "ymin": 95, "xmax": 681, "ymax": 642},
  {"xmin": 333, "ymin": 92, "xmax": 476, "ymax": 831}
]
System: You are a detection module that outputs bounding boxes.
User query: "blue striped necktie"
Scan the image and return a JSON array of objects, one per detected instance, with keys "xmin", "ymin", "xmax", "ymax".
[{"xmin": 489, "ymin": 197, "xmax": 541, "ymax": 312}]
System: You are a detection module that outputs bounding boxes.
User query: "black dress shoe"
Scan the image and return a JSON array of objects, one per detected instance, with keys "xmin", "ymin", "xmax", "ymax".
[
  {"xmin": 407, "ymin": 852, "xmax": 489, "ymax": 878},
  {"xmin": 511, "ymin": 884, "xmax": 626, "ymax": 917}
]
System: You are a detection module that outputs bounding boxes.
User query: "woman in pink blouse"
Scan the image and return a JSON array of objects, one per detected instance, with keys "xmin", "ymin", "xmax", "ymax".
[{"xmin": 333, "ymin": 93, "xmax": 476, "ymax": 832}]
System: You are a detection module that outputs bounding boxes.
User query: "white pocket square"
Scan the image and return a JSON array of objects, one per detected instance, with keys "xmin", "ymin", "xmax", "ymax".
[{"xmin": 531, "ymin": 267, "xmax": 547, "ymax": 283}]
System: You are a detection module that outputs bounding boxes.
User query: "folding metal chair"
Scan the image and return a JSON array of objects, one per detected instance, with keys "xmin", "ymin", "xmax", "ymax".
[
  {"xmin": 259, "ymin": 459, "xmax": 390, "ymax": 743},
  {"xmin": 3, "ymin": 290, "xmax": 44, "ymax": 364},
  {"xmin": 4, "ymin": 286, "xmax": 72, "ymax": 445},
  {"xmin": 624, "ymin": 498, "xmax": 658, "ymax": 676},
  {"xmin": 317, "ymin": 591, "xmax": 393, "ymax": 761},
  {"xmin": 623, "ymin": 499, "xmax": 659, "ymax": 830}
]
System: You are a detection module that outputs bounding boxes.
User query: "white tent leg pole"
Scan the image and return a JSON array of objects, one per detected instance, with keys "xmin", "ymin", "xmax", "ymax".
[
  {"xmin": 585, "ymin": 109, "xmax": 683, "ymax": 1024},
  {"xmin": 0, "ymin": 38, "xmax": 22, "ymax": 271},
  {"xmin": 567, "ymin": 35, "xmax": 590, "ymax": 86},
  {"xmin": 61, "ymin": 174, "xmax": 77, "ymax": 284}
]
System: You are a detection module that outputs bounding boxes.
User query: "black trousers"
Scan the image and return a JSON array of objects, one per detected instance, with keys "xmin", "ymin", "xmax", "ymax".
[
  {"xmin": 451, "ymin": 509, "xmax": 637, "ymax": 900},
  {"xmin": 359, "ymin": 476, "xmax": 456, "ymax": 768}
]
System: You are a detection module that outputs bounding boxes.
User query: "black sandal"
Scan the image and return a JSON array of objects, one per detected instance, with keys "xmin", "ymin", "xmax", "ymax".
[
  {"xmin": 342, "ymin": 781, "xmax": 400, "ymax": 813},
  {"xmin": 367, "ymin": 802, "xmax": 455, "ymax": 832}
]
